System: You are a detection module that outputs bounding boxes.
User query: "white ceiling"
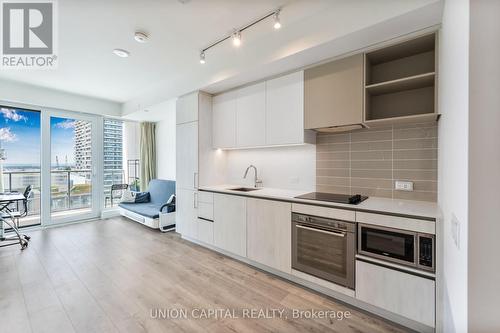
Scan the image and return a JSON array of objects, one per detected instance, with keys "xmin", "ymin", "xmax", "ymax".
[{"xmin": 0, "ymin": 0, "xmax": 443, "ymax": 118}]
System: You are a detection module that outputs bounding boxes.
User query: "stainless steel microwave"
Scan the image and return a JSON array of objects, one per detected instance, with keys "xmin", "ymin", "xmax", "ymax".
[{"xmin": 358, "ymin": 224, "xmax": 435, "ymax": 272}]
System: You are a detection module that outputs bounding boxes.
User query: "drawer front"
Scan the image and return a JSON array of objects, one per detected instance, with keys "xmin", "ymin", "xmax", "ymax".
[
  {"xmin": 198, "ymin": 202, "xmax": 214, "ymax": 221},
  {"xmin": 356, "ymin": 260, "xmax": 435, "ymax": 327},
  {"xmin": 198, "ymin": 191, "xmax": 214, "ymax": 204},
  {"xmin": 197, "ymin": 218, "xmax": 214, "ymax": 245},
  {"xmin": 291, "ymin": 203, "xmax": 355, "ymax": 221},
  {"xmin": 356, "ymin": 211, "xmax": 435, "ymax": 234}
]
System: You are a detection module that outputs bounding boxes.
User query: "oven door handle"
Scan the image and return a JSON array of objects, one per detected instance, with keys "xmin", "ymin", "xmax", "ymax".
[{"xmin": 296, "ymin": 224, "xmax": 345, "ymax": 237}]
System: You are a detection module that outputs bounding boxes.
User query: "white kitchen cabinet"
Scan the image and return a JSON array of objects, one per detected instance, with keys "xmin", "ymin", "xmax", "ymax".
[
  {"xmin": 356, "ymin": 260, "xmax": 435, "ymax": 327},
  {"xmin": 176, "ymin": 92, "xmax": 199, "ymax": 124},
  {"xmin": 176, "ymin": 121, "xmax": 198, "ymax": 190},
  {"xmin": 197, "ymin": 218, "xmax": 214, "ymax": 245},
  {"xmin": 236, "ymin": 82, "xmax": 266, "ymax": 147},
  {"xmin": 212, "ymin": 90, "xmax": 237, "ymax": 149},
  {"xmin": 213, "ymin": 193, "xmax": 247, "ymax": 257},
  {"xmin": 247, "ymin": 198, "xmax": 291, "ymax": 273},
  {"xmin": 176, "ymin": 188, "xmax": 198, "ymax": 239},
  {"xmin": 266, "ymin": 71, "xmax": 305, "ymax": 145}
]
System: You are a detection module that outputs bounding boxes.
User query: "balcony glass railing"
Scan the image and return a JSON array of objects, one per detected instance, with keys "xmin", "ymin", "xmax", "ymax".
[{"xmin": 2, "ymin": 169, "xmax": 126, "ymax": 226}]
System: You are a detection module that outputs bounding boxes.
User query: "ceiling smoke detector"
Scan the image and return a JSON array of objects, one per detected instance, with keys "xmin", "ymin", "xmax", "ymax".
[{"xmin": 134, "ymin": 31, "xmax": 149, "ymax": 43}]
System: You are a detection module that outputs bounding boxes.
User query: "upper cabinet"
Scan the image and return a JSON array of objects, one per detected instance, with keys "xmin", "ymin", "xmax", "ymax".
[
  {"xmin": 364, "ymin": 33, "xmax": 438, "ymax": 126},
  {"xmin": 212, "ymin": 33, "xmax": 439, "ymax": 143},
  {"xmin": 266, "ymin": 71, "xmax": 307, "ymax": 145},
  {"xmin": 236, "ymin": 82, "xmax": 266, "ymax": 147},
  {"xmin": 212, "ymin": 71, "xmax": 314, "ymax": 149},
  {"xmin": 176, "ymin": 92, "xmax": 199, "ymax": 124},
  {"xmin": 212, "ymin": 90, "xmax": 237, "ymax": 149},
  {"xmin": 304, "ymin": 54, "xmax": 364, "ymax": 130}
]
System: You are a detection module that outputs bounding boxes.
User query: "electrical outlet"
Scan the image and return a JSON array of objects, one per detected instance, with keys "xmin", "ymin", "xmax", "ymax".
[
  {"xmin": 451, "ymin": 213, "xmax": 460, "ymax": 249},
  {"xmin": 395, "ymin": 180, "xmax": 414, "ymax": 191},
  {"xmin": 290, "ymin": 177, "xmax": 300, "ymax": 184}
]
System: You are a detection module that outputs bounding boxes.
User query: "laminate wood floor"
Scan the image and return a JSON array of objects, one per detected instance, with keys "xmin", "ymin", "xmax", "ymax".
[{"xmin": 0, "ymin": 217, "xmax": 409, "ymax": 333}]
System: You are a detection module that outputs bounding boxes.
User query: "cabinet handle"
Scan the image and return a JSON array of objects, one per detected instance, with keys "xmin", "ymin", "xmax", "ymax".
[
  {"xmin": 296, "ymin": 224, "xmax": 345, "ymax": 237},
  {"xmin": 193, "ymin": 172, "xmax": 198, "ymax": 189},
  {"xmin": 193, "ymin": 192, "xmax": 198, "ymax": 209}
]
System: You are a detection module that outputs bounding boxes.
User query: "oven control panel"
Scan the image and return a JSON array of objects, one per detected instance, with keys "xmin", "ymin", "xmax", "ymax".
[{"xmin": 418, "ymin": 235, "xmax": 434, "ymax": 270}]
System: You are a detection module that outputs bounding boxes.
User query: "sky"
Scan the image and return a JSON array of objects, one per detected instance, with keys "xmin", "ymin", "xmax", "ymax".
[{"xmin": 0, "ymin": 106, "xmax": 77, "ymax": 167}]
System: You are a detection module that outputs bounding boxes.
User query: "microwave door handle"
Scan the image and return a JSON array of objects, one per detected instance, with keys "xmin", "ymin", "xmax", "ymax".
[{"xmin": 296, "ymin": 224, "xmax": 345, "ymax": 237}]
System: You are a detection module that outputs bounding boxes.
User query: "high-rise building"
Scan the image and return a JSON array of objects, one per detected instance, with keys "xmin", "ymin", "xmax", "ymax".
[
  {"xmin": 74, "ymin": 120, "xmax": 92, "ymax": 170},
  {"xmin": 103, "ymin": 119, "xmax": 124, "ymax": 202}
]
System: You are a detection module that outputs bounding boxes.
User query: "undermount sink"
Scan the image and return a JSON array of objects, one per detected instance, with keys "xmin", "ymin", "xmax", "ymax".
[{"xmin": 228, "ymin": 187, "xmax": 260, "ymax": 192}]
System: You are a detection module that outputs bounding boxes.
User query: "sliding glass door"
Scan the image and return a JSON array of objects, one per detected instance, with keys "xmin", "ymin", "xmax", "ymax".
[
  {"xmin": 42, "ymin": 111, "xmax": 102, "ymax": 225},
  {"xmin": 0, "ymin": 105, "xmax": 41, "ymax": 228}
]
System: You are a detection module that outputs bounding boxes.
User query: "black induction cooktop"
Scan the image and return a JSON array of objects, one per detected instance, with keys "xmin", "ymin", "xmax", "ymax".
[{"xmin": 295, "ymin": 192, "xmax": 368, "ymax": 205}]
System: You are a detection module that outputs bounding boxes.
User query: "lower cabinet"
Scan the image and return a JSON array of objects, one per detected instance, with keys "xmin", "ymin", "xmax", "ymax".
[
  {"xmin": 176, "ymin": 188, "xmax": 198, "ymax": 239},
  {"xmin": 196, "ymin": 218, "xmax": 214, "ymax": 245},
  {"xmin": 247, "ymin": 198, "xmax": 291, "ymax": 273},
  {"xmin": 213, "ymin": 194, "xmax": 247, "ymax": 257},
  {"xmin": 355, "ymin": 260, "xmax": 435, "ymax": 327}
]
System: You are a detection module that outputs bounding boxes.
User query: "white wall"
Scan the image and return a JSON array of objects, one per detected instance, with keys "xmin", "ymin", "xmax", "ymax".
[
  {"xmin": 224, "ymin": 145, "xmax": 315, "ymax": 191},
  {"xmin": 437, "ymin": 0, "xmax": 469, "ymax": 332},
  {"xmin": 468, "ymin": 1, "xmax": 500, "ymax": 331},
  {"xmin": 154, "ymin": 100, "xmax": 176, "ymax": 181},
  {"xmin": 0, "ymin": 78, "xmax": 121, "ymax": 116}
]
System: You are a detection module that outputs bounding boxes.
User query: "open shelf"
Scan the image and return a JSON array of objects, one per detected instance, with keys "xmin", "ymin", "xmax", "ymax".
[
  {"xmin": 364, "ymin": 33, "xmax": 438, "ymax": 124},
  {"xmin": 365, "ymin": 72, "xmax": 435, "ymax": 96}
]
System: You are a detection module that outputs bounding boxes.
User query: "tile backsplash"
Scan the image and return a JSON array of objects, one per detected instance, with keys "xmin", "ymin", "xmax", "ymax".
[{"xmin": 316, "ymin": 122, "xmax": 438, "ymax": 202}]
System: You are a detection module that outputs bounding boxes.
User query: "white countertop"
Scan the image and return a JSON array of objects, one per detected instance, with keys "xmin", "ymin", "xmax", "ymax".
[{"xmin": 199, "ymin": 184, "xmax": 440, "ymax": 220}]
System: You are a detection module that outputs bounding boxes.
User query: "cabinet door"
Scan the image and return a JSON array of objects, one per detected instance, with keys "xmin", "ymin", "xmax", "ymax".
[
  {"xmin": 304, "ymin": 54, "xmax": 363, "ymax": 129},
  {"xmin": 213, "ymin": 91, "xmax": 237, "ymax": 149},
  {"xmin": 236, "ymin": 82, "xmax": 266, "ymax": 147},
  {"xmin": 247, "ymin": 198, "xmax": 291, "ymax": 273},
  {"xmin": 266, "ymin": 71, "xmax": 304, "ymax": 145},
  {"xmin": 176, "ymin": 121, "xmax": 198, "ymax": 189},
  {"xmin": 356, "ymin": 260, "xmax": 435, "ymax": 327},
  {"xmin": 176, "ymin": 188, "xmax": 198, "ymax": 239},
  {"xmin": 213, "ymin": 194, "xmax": 247, "ymax": 257},
  {"xmin": 176, "ymin": 92, "xmax": 199, "ymax": 124},
  {"xmin": 197, "ymin": 218, "xmax": 214, "ymax": 245}
]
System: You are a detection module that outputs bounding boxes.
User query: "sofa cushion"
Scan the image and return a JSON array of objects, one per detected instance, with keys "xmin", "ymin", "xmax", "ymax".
[
  {"xmin": 119, "ymin": 202, "xmax": 162, "ymax": 219},
  {"xmin": 134, "ymin": 191, "xmax": 150, "ymax": 203},
  {"xmin": 147, "ymin": 179, "xmax": 175, "ymax": 205}
]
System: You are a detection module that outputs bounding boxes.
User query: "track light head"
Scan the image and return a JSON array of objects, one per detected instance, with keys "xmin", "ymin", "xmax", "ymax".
[
  {"xmin": 199, "ymin": 51, "xmax": 206, "ymax": 64},
  {"xmin": 273, "ymin": 10, "xmax": 281, "ymax": 29},
  {"xmin": 232, "ymin": 31, "xmax": 241, "ymax": 47}
]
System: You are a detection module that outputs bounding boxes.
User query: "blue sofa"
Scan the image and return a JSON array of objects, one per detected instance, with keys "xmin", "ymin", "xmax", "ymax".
[{"xmin": 119, "ymin": 179, "xmax": 176, "ymax": 231}]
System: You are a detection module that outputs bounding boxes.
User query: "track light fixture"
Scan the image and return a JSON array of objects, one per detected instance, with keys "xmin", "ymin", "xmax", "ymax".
[
  {"xmin": 198, "ymin": 7, "xmax": 282, "ymax": 64},
  {"xmin": 232, "ymin": 31, "xmax": 242, "ymax": 47},
  {"xmin": 273, "ymin": 10, "xmax": 281, "ymax": 29}
]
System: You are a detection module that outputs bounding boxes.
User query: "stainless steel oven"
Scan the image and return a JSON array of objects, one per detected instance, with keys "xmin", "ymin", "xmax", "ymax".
[
  {"xmin": 358, "ymin": 224, "xmax": 435, "ymax": 272},
  {"xmin": 292, "ymin": 213, "xmax": 356, "ymax": 289}
]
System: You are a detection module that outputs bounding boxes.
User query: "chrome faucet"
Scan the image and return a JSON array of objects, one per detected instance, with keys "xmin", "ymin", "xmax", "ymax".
[{"xmin": 243, "ymin": 165, "xmax": 263, "ymax": 188}]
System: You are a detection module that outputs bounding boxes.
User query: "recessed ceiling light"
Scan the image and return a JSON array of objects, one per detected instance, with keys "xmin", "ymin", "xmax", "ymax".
[
  {"xmin": 134, "ymin": 31, "xmax": 149, "ymax": 43},
  {"xmin": 232, "ymin": 31, "xmax": 241, "ymax": 47},
  {"xmin": 113, "ymin": 48, "xmax": 130, "ymax": 58}
]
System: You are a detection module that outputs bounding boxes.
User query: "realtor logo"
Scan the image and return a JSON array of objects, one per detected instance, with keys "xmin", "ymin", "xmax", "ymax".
[{"xmin": 1, "ymin": 0, "xmax": 57, "ymax": 68}]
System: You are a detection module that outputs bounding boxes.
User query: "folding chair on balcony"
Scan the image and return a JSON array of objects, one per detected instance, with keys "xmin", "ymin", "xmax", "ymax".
[
  {"xmin": 0, "ymin": 185, "xmax": 32, "ymax": 249},
  {"xmin": 105, "ymin": 183, "xmax": 128, "ymax": 207},
  {"xmin": 1, "ymin": 185, "xmax": 33, "ymax": 238}
]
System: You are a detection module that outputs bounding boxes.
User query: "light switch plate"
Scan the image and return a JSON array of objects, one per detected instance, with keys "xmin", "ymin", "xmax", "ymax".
[{"xmin": 395, "ymin": 180, "xmax": 414, "ymax": 191}]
